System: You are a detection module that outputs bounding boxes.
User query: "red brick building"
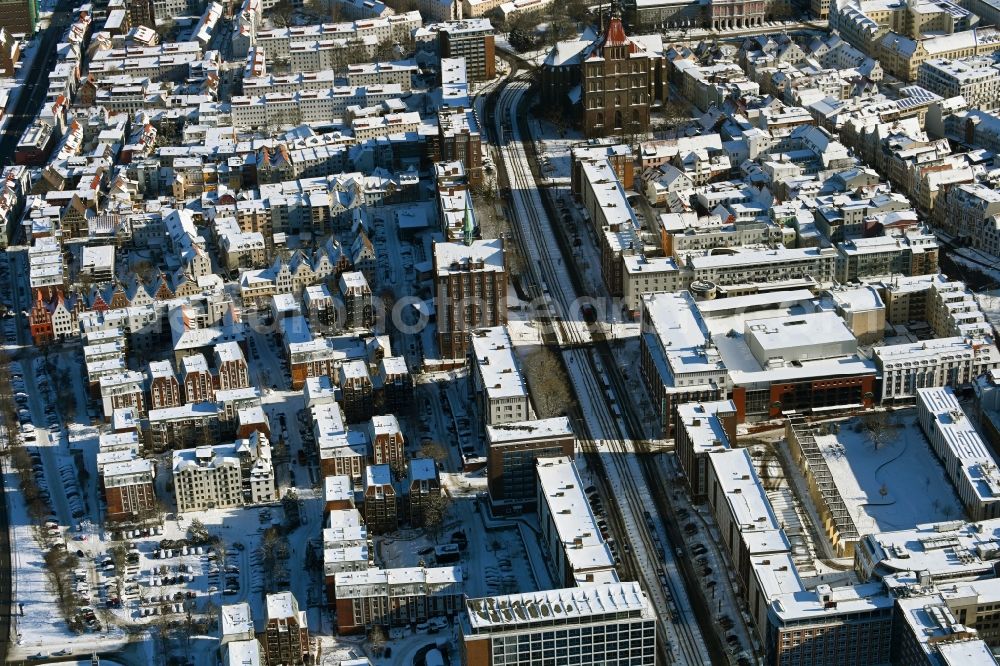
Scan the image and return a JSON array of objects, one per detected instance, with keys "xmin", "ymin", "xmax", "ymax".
[
  {"xmin": 263, "ymin": 592, "xmax": 309, "ymax": 666},
  {"xmin": 362, "ymin": 464, "xmax": 397, "ymax": 534},
  {"xmin": 540, "ymin": 6, "xmax": 667, "ymax": 138},
  {"xmin": 332, "ymin": 566, "xmax": 463, "ymax": 634},
  {"xmin": 102, "ymin": 458, "xmax": 156, "ymax": 521},
  {"xmin": 367, "ymin": 415, "xmax": 404, "ymax": 470},
  {"xmin": 433, "ymin": 239, "xmax": 507, "ymax": 360},
  {"xmin": 182, "ymin": 353, "xmax": 214, "ymax": 403},
  {"xmin": 214, "ymin": 341, "xmax": 249, "ymax": 391},
  {"xmin": 148, "ymin": 360, "xmax": 181, "ymax": 410}
]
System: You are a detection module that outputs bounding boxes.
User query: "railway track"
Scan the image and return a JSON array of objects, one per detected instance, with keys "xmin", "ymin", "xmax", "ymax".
[{"xmin": 491, "ymin": 77, "xmax": 711, "ymax": 665}]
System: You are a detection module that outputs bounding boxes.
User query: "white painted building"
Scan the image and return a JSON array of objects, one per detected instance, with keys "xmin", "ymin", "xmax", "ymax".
[
  {"xmin": 469, "ymin": 326, "xmax": 530, "ymax": 427},
  {"xmin": 917, "ymin": 386, "xmax": 1000, "ymax": 520}
]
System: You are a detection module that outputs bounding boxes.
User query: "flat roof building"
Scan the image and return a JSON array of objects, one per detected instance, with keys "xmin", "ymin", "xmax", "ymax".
[{"xmin": 460, "ymin": 582, "xmax": 657, "ymax": 666}]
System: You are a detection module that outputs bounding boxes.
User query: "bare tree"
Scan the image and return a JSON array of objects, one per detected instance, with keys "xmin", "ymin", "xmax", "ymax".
[
  {"xmin": 523, "ymin": 347, "xmax": 574, "ymax": 418},
  {"xmin": 383, "ymin": 0, "xmax": 417, "ymax": 10},
  {"xmin": 368, "ymin": 625, "xmax": 388, "ymax": 656},
  {"xmin": 420, "ymin": 441, "xmax": 449, "ymax": 466},
  {"xmin": 862, "ymin": 411, "xmax": 893, "ymax": 450},
  {"xmin": 420, "ymin": 490, "xmax": 451, "ymax": 540},
  {"xmin": 271, "ymin": 0, "xmax": 297, "ymax": 27}
]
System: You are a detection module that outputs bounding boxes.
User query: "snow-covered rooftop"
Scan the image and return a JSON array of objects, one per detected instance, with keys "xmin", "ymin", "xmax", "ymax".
[
  {"xmin": 265, "ymin": 592, "xmax": 299, "ymax": 622},
  {"xmin": 220, "ymin": 601, "xmax": 254, "ymax": 637},
  {"xmin": 536, "ymin": 457, "xmax": 615, "ymax": 577},
  {"xmin": 465, "ymin": 582, "xmax": 652, "ymax": 631},
  {"xmin": 470, "ymin": 327, "xmax": 529, "ymax": 401},
  {"xmin": 486, "ymin": 417, "xmax": 573, "ymax": 444}
]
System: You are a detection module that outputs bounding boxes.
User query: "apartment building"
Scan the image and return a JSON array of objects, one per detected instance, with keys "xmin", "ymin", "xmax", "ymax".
[
  {"xmin": 323, "ymin": 508, "xmax": 372, "ymax": 595},
  {"xmin": 366, "ymin": 415, "xmax": 404, "ymax": 469},
  {"xmin": 433, "ymin": 239, "xmax": 507, "ymax": 359},
  {"xmin": 338, "ymin": 271, "xmax": 373, "ymax": 331},
  {"xmin": 339, "ymin": 360, "xmax": 374, "ymax": 424},
  {"xmin": 182, "ymin": 353, "xmax": 215, "ymax": 403},
  {"xmin": 102, "ymin": 458, "xmax": 156, "ymax": 521},
  {"xmin": 485, "ymin": 417, "xmax": 574, "ymax": 512},
  {"xmin": 436, "ymin": 107, "xmax": 484, "ymax": 188},
  {"xmin": 332, "ymin": 566, "xmax": 464, "ymax": 633},
  {"xmin": 917, "ymin": 57, "xmax": 1000, "ymax": 111},
  {"xmin": 684, "ymin": 246, "xmax": 839, "ymax": 290},
  {"xmin": 346, "ymin": 60, "xmax": 417, "ymax": 89},
  {"xmin": 263, "ymin": 592, "xmax": 309, "ymax": 666},
  {"xmin": 406, "ymin": 457, "xmax": 441, "ymax": 525},
  {"xmin": 469, "ymin": 327, "xmax": 530, "ymax": 428},
  {"xmin": 148, "ymin": 360, "xmax": 181, "ymax": 410},
  {"xmin": 219, "ymin": 602, "xmax": 264, "ymax": 666},
  {"xmin": 147, "ymin": 403, "xmax": 220, "ymax": 452},
  {"xmin": 254, "ymin": 13, "xmax": 421, "ymax": 60},
  {"xmin": 874, "ymin": 337, "xmax": 999, "ymax": 402},
  {"xmin": 304, "ymin": 284, "xmax": 336, "ymax": 330},
  {"xmin": 0, "ymin": 0, "xmax": 37, "ymax": 35},
  {"xmin": 215, "ymin": 341, "xmax": 250, "ymax": 391},
  {"xmin": 362, "ymin": 464, "xmax": 397, "ymax": 533},
  {"xmin": 376, "ymin": 356, "xmax": 412, "ymax": 415},
  {"xmin": 172, "ymin": 432, "xmax": 276, "ymax": 513},
  {"xmin": 460, "ymin": 583, "xmax": 657, "ymax": 666},
  {"xmin": 835, "ymin": 230, "xmax": 939, "ymax": 283},
  {"xmin": 100, "ymin": 371, "xmax": 147, "ymax": 419},
  {"xmin": 436, "ymin": 19, "xmax": 495, "ymax": 81}
]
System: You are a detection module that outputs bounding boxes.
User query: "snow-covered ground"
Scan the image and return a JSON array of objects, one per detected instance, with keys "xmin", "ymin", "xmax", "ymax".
[
  {"xmin": 812, "ymin": 413, "xmax": 963, "ymax": 533},
  {"xmin": 531, "ymin": 118, "xmax": 583, "ymax": 186}
]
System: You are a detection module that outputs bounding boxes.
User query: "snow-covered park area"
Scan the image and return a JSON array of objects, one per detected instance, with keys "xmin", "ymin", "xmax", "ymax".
[{"xmin": 812, "ymin": 412, "xmax": 964, "ymax": 534}]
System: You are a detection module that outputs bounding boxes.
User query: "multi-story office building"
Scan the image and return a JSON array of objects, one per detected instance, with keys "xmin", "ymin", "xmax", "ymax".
[
  {"xmin": 263, "ymin": 592, "xmax": 309, "ymax": 666},
  {"xmin": 536, "ymin": 457, "xmax": 617, "ymax": 587},
  {"xmin": 433, "ymin": 239, "xmax": 507, "ymax": 359},
  {"xmin": 469, "ymin": 327, "xmax": 530, "ymax": 427},
  {"xmin": 674, "ymin": 400, "xmax": 738, "ymax": 500},
  {"xmin": 485, "ymin": 417, "xmax": 574, "ymax": 512},
  {"xmin": 459, "ymin": 582, "xmax": 657, "ymax": 666},
  {"xmin": 917, "ymin": 386, "xmax": 1000, "ymax": 521}
]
